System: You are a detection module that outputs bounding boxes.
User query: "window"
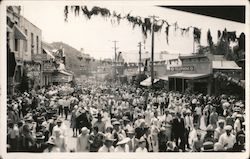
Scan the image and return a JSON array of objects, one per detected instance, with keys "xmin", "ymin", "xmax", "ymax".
[
  {"xmin": 24, "ymin": 29, "xmax": 28, "ymax": 52},
  {"xmin": 36, "ymin": 36, "xmax": 39, "ymax": 54},
  {"xmin": 14, "ymin": 38, "xmax": 18, "ymax": 52},
  {"xmin": 31, "ymin": 33, "xmax": 34, "ymax": 55}
]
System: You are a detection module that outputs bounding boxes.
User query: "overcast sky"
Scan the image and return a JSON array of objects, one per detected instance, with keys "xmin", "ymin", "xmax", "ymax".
[{"xmin": 21, "ymin": 3, "xmax": 246, "ymax": 62}]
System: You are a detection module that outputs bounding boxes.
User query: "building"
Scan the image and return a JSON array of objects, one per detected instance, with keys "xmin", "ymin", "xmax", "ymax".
[
  {"xmin": 168, "ymin": 53, "xmax": 243, "ymax": 95},
  {"xmin": 7, "ymin": 6, "xmax": 27, "ymax": 95},
  {"xmin": 19, "ymin": 15, "xmax": 43, "ymax": 90}
]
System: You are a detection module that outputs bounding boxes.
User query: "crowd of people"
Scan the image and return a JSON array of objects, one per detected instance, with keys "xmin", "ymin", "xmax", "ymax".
[{"xmin": 7, "ymin": 80, "xmax": 246, "ymax": 153}]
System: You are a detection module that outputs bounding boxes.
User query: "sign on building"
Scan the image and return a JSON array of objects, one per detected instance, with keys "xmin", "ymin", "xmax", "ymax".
[{"xmin": 170, "ymin": 66, "xmax": 195, "ymax": 72}]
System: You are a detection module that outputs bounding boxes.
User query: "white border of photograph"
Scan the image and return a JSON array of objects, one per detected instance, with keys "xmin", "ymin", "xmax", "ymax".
[{"xmin": 0, "ymin": 0, "xmax": 249, "ymax": 159}]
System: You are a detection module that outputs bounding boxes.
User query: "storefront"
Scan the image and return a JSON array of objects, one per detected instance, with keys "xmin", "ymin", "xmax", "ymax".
[
  {"xmin": 169, "ymin": 73, "xmax": 211, "ymax": 94},
  {"xmin": 168, "ymin": 54, "xmax": 212, "ymax": 94}
]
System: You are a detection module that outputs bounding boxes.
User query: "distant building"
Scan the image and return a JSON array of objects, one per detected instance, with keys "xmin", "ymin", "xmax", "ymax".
[{"xmin": 19, "ymin": 15, "xmax": 43, "ymax": 89}]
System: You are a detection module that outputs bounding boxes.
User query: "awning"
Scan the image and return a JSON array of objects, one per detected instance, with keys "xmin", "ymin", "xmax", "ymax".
[
  {"xmin": 14, "ymin": 25, "xmax": 27, "ymax": 40},
  {"xmin": 169, "ymin": 73, "xmax": 210, "ymax": 80},
  {"xmin": 58, "ymin": 70, "xmax": 73, "ymax": 76},
  {"xmin": 158, "ymin": 75, "xmax": 169, "ymax": 81},
  {"xmin": 43, "ymin": 48, "xmax": 55, "ymax": 59},
  {"xmin": 212, "ymin": 61, "xmax": 241, "ymax": 70},
  {"xmin": 140, "ymin": 77, "xmax": 159, "ymax": 86}
]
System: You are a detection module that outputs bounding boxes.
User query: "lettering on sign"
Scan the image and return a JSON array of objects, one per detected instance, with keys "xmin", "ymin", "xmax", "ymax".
[{"xmin": 170, "ymin": 66, "xmax": 194, "ymax": 71}]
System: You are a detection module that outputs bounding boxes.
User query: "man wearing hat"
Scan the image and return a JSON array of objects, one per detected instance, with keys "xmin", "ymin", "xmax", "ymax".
[
  {"xmin": 135, "ymin": 137, "xmax": 148, "ymax": 152},
  {"xmin": 114, "ymin": 136, "xmax": 130, "ymax": 152},
  {"xmin": 214, "ymin": 119, "xmax": 226, "ymax": 142},
  {"xmin": 44, "ymin": 136, "xmax": 60, "ymax": 152},
  {"xmin": 127, "ymin": 128, "xmax": 138, "ymax": 152},
  {"xmin": 209, "ymin": 107, "xmax": 218, "ymax": 129},
  {"xmin": 202, "ymin": 141, "xmax": 214, "ymax": 152},
  {"xmin": 52, "ymin": 118, "xmax": 67, "ymax": 138},
  {"xmin": 234, "ymin": 114, "xmax": 243, "ymax": 133},
  {"xmin": 218, "ymin": 125, "xmax": 236, "ymax": 150},
  {"xmin": 30, "ymin": 132, "xmax": 47, "ymax": 152},
  {"xmin": 93, "ymin": 113, "xmax": 106, "ymax": 133},
  {"xmin": 98, "ymin": 134, "xmax": 115, "ymax": 152},
  {"xmin": 76, "ymin": 127, "xmax": 90, "ymax": 152},
  {"xmin": 172, "ymin": 112, "xmax": 185, "ymax": 152},
  {"xmin": 233, "ymin": 134, "xmax": 245, "ymax": 152},
  {"xmin": 112, "ymin": 121, "xmax": 126, "ymax": 147}
]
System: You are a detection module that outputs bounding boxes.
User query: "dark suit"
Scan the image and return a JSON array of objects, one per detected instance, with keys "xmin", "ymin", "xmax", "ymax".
[{"xmin": 172, "ymin": 117, "xmax": 185, "ymax": 151}]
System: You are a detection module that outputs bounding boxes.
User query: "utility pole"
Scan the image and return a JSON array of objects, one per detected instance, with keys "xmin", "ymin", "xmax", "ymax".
[
  {"xmin": 149, "ymin": 15, "xmax": 158, "ymax": 87},
  {"xmin": 112, "ymin": 40, "xmax": 119, "ymax": 81},
  {"xmin": 138, "ymin": 42, "xmax": 142, "ymax": 75}
]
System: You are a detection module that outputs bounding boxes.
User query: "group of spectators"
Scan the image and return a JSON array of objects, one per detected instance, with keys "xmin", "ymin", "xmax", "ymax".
[{"xmin": 7, "ymin": 80, "xmax": 245, "ymax": 153}]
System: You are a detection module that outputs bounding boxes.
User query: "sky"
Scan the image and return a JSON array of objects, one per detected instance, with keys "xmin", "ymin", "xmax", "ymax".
[{"xmin": 21, "ymin": 3, "xmax": 246, "ymax": 62}]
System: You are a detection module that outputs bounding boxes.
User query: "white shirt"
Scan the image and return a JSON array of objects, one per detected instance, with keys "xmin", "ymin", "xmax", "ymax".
[
  {"xmin": 98, "ymin": 145, "xmax": 115, "ymax": 152},
  {"xmin": 218, "ymin": 133, "xmax": 236, "ymax": 149},
  {"xmin": 114, "ymin": 144, "xmax": 129, "ymax": 152},
  {"xmin": 234, "ymin": 119, "xmax": 241, "ymax": 133},
  {"xmin": 135, "ymin": 147, "xmax": 148, "ymax": 153}
]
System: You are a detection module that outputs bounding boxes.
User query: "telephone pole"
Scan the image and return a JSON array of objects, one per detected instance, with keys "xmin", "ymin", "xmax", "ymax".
[
  {"xmin": 112, "ymin": 40, "xmax": 119, "ymax": 80},
  {"xmin": 149, "ymin": 15, "xmax": 158, "ymax": 87},
  {"xmin": 138, "ymin": 42, "xmax": 142, "ymax": 75}
]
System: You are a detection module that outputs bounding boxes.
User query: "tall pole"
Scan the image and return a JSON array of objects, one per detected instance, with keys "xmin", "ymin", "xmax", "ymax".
[
  {"xmin": 112, "ymin": 40, "xmax": 118, "ymax": 81},
  {"xmin": 149, "ymin": 15, "xmax": 158, "ymax": 87},
  {"xmin": 138, "ymin": 42, "xmax": 142, "ymax": 75}
]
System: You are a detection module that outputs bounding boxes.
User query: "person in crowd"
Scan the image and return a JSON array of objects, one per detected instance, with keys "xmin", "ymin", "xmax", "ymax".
[
  {"xmin": 232, "ymin": 134, "xmax": 245, "ymax": 152},
  {"xmin": 214, "ymin": 119, "xmax": 226, "ymax": 142},
  {"xmin": 218, "ymin": 125, "xmax": 236, "ymax": 151},
  {"xmin": 172, "ymin": 112, "xmax": 185, "ymax": 152},
  {"xmin": 234, "ymin": 114, "xmax": 243, "ymax": 134},
  {"xmin": 89, "ymin": 126, "xmax": 104, "ymax": 152},
  {"xmin": 93, "ymin": 113, "xmax": 106, "ymax": 133},
  {"xmin": 53, "ymin": 128, "xmax": 67, "ymax": 152},
  {"xmin": 192, "ymin": 132, "xmax": 203, "ymax": 152},
  {"xmin": 114, "ymin": 137, "xmax": 130, "ymax": 152},
  {"xmin": 135, "ymin": 137, "xmax": 148, "ymax": 153},
  {"xmin": 203, "ymin": 125, "xmax": 215, "ymax": 143},
  {"xmin": 52, "ymin": 118, "xmax": 67, "ymax": 138},
  {"xmin": 184, "ymin": 109, "xmax": 193, "ymax": 149},
  {"xmin": 76, "ymin": 127, "xmax": 90, "ymax": 152},
  {"xmin": 30, "ymin": 132, "xmax": 47, "ymax": 152},
  {"xmin": 44, "ymin": 136, "xmax": 60, "ymax": 153},
  {"xmin": 126, "ymin": 128, "xmax": 138, "ymax": 152},
  {"xmin": 209, "ymin": 107, "xmax": 219, "ymax": 129},
  {"xmin": 98, "ymin": 134, "xmax": 115, "ymax": 152},
  {"xmin": 7, "ymin": 120, "xmax": 19, "ymax": 152},
  {"xmin": 158, "ymin": 127, "xmax": 168, "ymax": 152},
  {"xmin": 70, "ymin": 105, "xmax": 78, "ymax": 137}
]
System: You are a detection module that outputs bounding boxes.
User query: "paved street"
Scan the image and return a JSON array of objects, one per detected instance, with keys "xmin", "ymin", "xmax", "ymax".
[{"xmin": 62, "ymin": 116, "xmax": 77, "ymax": 152}]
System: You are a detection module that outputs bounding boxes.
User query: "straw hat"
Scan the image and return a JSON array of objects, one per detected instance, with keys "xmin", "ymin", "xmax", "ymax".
[
  {"xmin": 47, "ymin": 136, "xmax": 56, "ymax": 145},
  {"xmin": 81, "ymin": 127, "xmax": 90, "ymax": 135},
  {"xmin": 203, "ymin": 141, "xmax": 214, "ymax": 151},
  {"xmin": 225, "ymin": 125, "xmax": 233, "ymax": 131}
]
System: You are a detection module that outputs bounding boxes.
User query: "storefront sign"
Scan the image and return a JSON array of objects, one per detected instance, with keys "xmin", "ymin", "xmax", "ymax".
[
  {"xmin": 43, "ymin": 62, "xmax": 55, "ymax": 72},
  {"xmin": 32, "ymin": 54, "xmax": 47, "ymax": 62},
  {"xmin": 170, "ymin": 66, "xmax": 194, "ymax": 71}
]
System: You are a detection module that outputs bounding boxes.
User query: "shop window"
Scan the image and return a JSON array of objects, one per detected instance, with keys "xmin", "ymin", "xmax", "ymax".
[
  {"xmin": 36, "ymin": 36, "xmax": 39, "ymax": 54},
  {"xmin": 31, "ymin": 32, "xmax": 34, "ymax": 55},
  {"xmin": 14, "ymin": 38, "xmax": 18, "ymax": 52}
]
